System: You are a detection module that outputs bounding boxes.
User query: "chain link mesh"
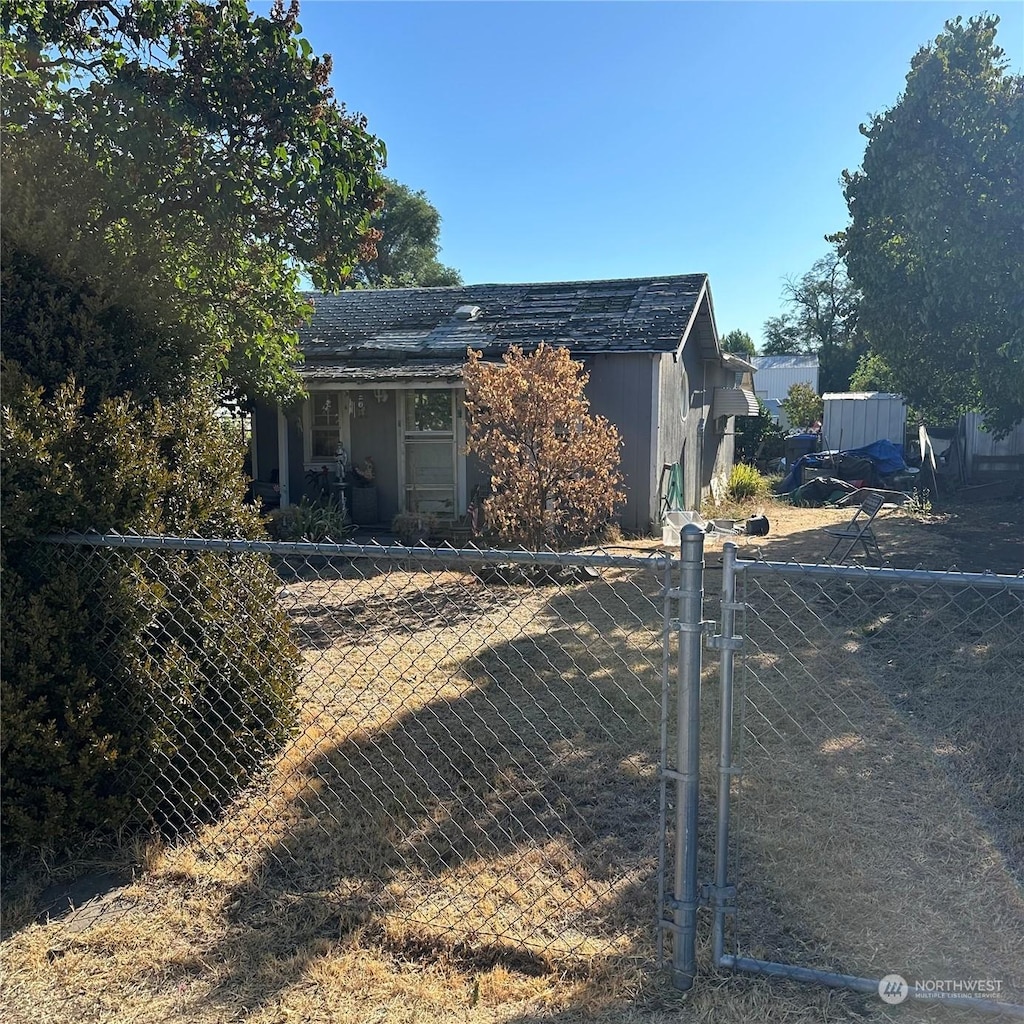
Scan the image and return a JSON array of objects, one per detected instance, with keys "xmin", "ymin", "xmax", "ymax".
[
  {"xmin": 724, "ymin": 559, "xmax": 1024, "ymax": 1002},
  {"xmin": 40, "ymin": 536, "xmax": 673, "ymax": 963}
]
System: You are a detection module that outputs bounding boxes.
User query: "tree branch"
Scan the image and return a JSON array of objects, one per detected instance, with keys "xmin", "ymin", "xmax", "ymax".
[{"xmin": 28, "ymin": 56, "xmax": 108, "ymax": 73}]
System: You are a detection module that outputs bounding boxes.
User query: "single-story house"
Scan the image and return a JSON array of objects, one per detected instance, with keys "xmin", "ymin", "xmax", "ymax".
[{"xmin": 251, "ymin": 274, "xmax": 757, "ymax": 535}]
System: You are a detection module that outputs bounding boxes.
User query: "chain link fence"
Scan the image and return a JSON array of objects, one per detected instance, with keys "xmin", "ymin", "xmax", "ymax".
[
  {"xmin": 710, "ymin": 552, "xmax": 1024, "ymax": 1013},
  {"xmin": 36, "ymin": 535, "xmax": 676, "ymax": 964},
  {"xmin": 16, "ymin": 531, "xmax": 1024, "ymax": 1014}
]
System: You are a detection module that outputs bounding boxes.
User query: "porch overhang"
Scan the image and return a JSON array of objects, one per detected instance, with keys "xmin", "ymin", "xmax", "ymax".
[
  {"xmin": 720, "ymin": 352, "xmax": 757, "ymax": 373},
  {"xmin": 300, "ymin": 361, "xmax": 465, "ymax": 385}
]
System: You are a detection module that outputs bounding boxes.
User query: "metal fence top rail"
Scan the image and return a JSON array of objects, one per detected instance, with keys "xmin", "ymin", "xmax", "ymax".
[
  {"xmin": 40, "ymin": 532, "xmax": 675, "ymax": 572},
  {"xmin": 731, "ymin": 550, "xmax": 1024, "ymax": 591}
]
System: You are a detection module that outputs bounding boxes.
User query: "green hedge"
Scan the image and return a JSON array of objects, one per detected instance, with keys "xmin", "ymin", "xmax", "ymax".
[{"xmin": 1, "ymin": 382, "xmax": 298, "ymax": 852}]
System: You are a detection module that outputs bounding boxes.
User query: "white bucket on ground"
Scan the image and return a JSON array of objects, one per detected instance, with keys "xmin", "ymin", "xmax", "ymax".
[{"xmin": 661, "ymin": 510, "xmax": 706, "ymax": 548}]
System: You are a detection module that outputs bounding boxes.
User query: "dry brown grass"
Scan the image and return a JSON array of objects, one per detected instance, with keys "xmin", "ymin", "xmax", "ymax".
[
  {"xmin": 725, "ymin": 573, "xmax": 1023, "ymax": 988},
  {"xmin": 2, "ymin": 500, "xmax": 1022, "ymax": 1023}
]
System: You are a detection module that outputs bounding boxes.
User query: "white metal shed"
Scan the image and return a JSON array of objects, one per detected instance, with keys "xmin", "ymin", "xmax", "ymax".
[{"xmin": 823, "ymin": 392, "xmax": 907, "ymax": 451}]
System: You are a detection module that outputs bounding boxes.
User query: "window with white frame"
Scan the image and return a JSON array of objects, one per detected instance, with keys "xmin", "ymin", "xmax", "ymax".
[{"xmin": 309, "ymin": 391, "xmax": 343, "ymax": 459}]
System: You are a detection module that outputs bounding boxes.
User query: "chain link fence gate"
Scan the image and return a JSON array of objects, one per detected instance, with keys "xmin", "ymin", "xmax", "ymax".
[
  {"xmin": 37, "ymin": 533, "xmax": 712, "ymax": 976},
  {"xmin": 703, "ymin": 536, "xmax": 1024, "ymax": 1017}
]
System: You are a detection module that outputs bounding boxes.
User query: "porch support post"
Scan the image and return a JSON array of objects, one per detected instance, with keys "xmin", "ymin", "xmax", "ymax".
[{"xmin": 277, "ymin": 402, "xmax": 291, "ymax": 508}]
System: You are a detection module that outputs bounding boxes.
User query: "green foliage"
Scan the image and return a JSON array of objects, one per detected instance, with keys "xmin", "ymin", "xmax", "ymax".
[
  {"xmin": 840, "ymin": 15, "xmax": 1023, "ymax": 436},
  {"xmin": 277, "ymin": 497, "xmax": 352, "ymax": 542},
  {"xmin": 734, "ymin": 398, "xmax": 786, "ymax": 465},
  {"xmin": 760, "ymin": 317, "xmax": 799, "ymax": 355},
  {"xmin": 780, "ymin": 382, "xmax": 824, "ymax": 431},
  {"xmin": 849, "ymin": 352, "xmax": 899, "ymax": 393},
  {"xmin": 760, "ymin": 247, "xmax": 865, "ymax": 390},
  {"xmin": 1, "ymin": 384, "xmax": 298, "ymax": 851},
  {"xmin": 2, "ymin": 0, "xmax": 386, "ymax": 405},
  {"xmin": 463, "ymin": 345, "xmax": 625, "ymax": 550},
  {"xmin": 351, "ymin": 178, "xmax": 462, "ymax": 289},
  {"xmin": 903, "ymin": 488, "xmax": 933, "ymax": 519},
  {"xmin": 720, "ymin": 329, "xmax": 755, "ymax": 358},
  {"xmin": 726, "ymin": 463, "xmax": 771, "ymax": 501},
  {"xmin": 1, "ymin": 143, "xmax": 203, "ymax": 412}
]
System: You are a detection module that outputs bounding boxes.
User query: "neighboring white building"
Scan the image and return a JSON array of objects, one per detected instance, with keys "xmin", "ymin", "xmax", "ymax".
[
  {"xmin": 750, "ymin": 355, "xmax": 819, "ymax": 401},
  {"xmin": 750, "ymin": 355, "xmax": 819, "ymax": 428}
]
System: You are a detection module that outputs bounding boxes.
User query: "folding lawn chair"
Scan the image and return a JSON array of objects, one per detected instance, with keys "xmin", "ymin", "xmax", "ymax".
[{"xmin": 822, "ymin": 491, "xmax": 885, "ymax": 565}]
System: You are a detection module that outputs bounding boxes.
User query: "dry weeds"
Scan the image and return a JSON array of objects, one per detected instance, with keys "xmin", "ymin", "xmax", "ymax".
[{"xmin": 2, "ymin": 499, "xmax": 1022, "ymax": 1023}]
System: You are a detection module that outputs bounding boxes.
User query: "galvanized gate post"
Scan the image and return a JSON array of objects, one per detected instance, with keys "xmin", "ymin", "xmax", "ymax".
[
  {"xmin": 671, "ymin": 523, "xmax": 705, "ymax": 990},
  {"xmin": 711, "ymin": 541, "xmax": 741, "ymax": 964}
]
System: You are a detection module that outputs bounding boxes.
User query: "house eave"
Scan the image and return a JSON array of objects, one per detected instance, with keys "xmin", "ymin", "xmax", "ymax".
[
  {"xmin": 721, "ymin": 352, "xmax": 757, "ymax": 373},
  {"xmin": 300, "ymin": 362, "xmax": 465, "ymax": 385},
  {"xmin": 673, "ymin": 276, "xmax": 722, "ymax": 362}
]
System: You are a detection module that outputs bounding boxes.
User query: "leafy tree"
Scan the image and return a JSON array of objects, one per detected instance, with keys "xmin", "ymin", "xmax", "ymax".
[
  {"xmin": 720, "ymin": 329, "xmax": 755, "ymax": 358},
  {"xmin": 351, "ymin": 178, "xmax": 462, "ymax": 288},
  {"xmin": 463, "ymin": 344, "xmax": 625, "ymax": 549},
  {"xmin": 780, "ymin": 382, "xmax": 823, "ymax": 431},
  {"xmin": 849, "ymin": 352, "xmax": 900, "ymax": 394},
  {"xmin": 839, "ymin": 15, "xmax": 1023, "ymax": 435},
  {"xmin": 760, "ymin": 248, "xmax": 865, "ymax": 391},
  {"xmin": 1, "ymin": 384, "xmax": 298, "ymax": 850},
  {"xmin": 734, "ymin": 398, "xmax": 786, "ymax": 466},
  {"xmin": 760, "ymin": 316, "xmax": 803, "ymax": 356},
  {"xmin": 1, "ymin": 0, "xmax": 386, "ymax": 405}
]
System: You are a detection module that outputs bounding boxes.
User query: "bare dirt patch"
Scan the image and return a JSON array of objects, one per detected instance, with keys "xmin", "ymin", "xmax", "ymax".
[{"xmin": 693, "ymin": 494, "xmax": 1024, "ymax": 573}]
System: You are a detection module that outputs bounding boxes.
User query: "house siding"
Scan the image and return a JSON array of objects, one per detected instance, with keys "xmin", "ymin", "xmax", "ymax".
[
  {"xmin": 709, "ymin": 362, "xmax": 737, "ymax": 503},
  {"xmin": 681, "ymin": 343, "xmax": 710, "ymax": 510},
  {"xmin": 751, "ymin": 357, "xmax": 819, "ymax": 402},
  {"xmin": 657, "ymin": 352, "xmax": 687, "ymax": 515},
  {"xmin": 252, "ymin": 399, "xmax": 303, "ymax": 503},
  {"xmin": 287, "ymin": 406, "xmax": 304, "ymax": 503},
  {"xmin": 658, "ymin": 347, "xmax": 737, "ymax": 511},
  {"xmin": 963, "ymin": 413, "xmax": 1024, "ymax": 483},
  {"xmin": 586, "ymin": 353, "xmax": 655, "ymax": 534},
  {"xmin": 465, "ymin": 450, "xmax": 490, "ymax": 509}
]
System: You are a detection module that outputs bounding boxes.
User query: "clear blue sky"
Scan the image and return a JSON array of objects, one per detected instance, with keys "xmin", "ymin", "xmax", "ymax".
[{"xmin": 283, "ymin": 1, "xmax": 1023, "ymax": 349}]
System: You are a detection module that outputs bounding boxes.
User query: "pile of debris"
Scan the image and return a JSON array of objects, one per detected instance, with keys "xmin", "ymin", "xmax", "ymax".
[{"xmin": 775, "ymin": 439, "xmax": 922, "ymax": 507}]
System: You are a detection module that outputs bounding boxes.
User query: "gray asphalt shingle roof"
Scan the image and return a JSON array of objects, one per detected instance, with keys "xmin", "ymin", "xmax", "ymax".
[{"xmin": 300, "ymin": 275, "xmax": 711, "ymax": 367}]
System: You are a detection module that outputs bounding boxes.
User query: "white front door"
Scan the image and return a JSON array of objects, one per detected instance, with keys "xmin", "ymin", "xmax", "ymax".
[{"xmin": 399, "ymin": 389, "xmax": 463, "ymax": 514}]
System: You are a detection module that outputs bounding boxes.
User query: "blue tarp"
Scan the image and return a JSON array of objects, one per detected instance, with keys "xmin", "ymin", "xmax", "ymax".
[
  {"xmin": 845, "ymin": 439, "xmax": 907, "ymax": 476},
  {"xmin": 777, "ymin": 438, "xmax": 907, "ymax": 494}
]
